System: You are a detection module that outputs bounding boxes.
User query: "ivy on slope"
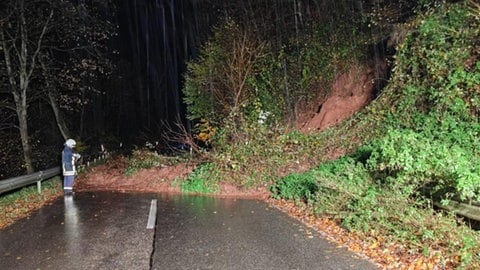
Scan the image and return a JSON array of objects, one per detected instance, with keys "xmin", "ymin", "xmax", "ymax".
[{"xmin": 368, "ymin": 0, "xmax": 480, "ymax": 202}]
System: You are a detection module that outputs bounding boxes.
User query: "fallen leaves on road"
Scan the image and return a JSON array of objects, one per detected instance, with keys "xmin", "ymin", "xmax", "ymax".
[
  {"xmin": 0, "ymin": 189, "xmax": 62, "ymax": 230},
  {"xmin": 268, "ymin": 198, "xmax": 456, "ymax": 270}
]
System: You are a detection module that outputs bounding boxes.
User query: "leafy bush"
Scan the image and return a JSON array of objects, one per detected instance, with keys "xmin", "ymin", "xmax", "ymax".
[
  {"xmin": 181, "ymin": 163, "xmax": 218, "ymax": 194},
  {"xmin": 366, "ymin": 125, "xmax": 480, "ymax": 201},
  {"xmin": 272, "ymin": 155, "xmax": 372, "ymax": 215},
  {"xmin": 270, "ymin": 171, "xmax": 318, "ymax": 203},
  {"xmin": 361, "ymin": 1, "xmax": 480, "ymax": 201},
  {"xmin": 183, "ymin": 19, "xmax": 267, "ymax": 126},
  {"xmin": 124, "ymin": 150, "xmax": 162, "ymax": 176},
  {"xmin": 391, "ymin": 2, "xmax": 480, "ymax": 121}
]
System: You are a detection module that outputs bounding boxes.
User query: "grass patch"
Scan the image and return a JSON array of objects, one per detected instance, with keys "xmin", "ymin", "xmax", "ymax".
[{"xmin": 180, "ymin": 163, "xmax": 218, "ymax": 194}]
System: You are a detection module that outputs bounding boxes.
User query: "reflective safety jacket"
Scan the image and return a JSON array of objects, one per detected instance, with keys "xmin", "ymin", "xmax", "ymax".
[{"xmin": 62, "ymin": 145, "xmax": 76, "ymax": 176}]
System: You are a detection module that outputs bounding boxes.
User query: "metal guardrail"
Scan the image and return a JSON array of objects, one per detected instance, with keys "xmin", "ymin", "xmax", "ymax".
[
  {"xmin": 0, "ymin": 152, "xmax": 111, "ymax": 196},
  {"xmin": 0, "ymin": 167, "xmax": 61, "ymax": 195},
  {"xmin": 434, "ymin": 200, "xmax": 480, "ymax": 222}
]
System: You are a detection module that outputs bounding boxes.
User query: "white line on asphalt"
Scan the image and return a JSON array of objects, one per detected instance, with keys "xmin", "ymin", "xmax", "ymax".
[{"xmin": 147, "ymin": 199, "xmax": 157, "ymax": 229}]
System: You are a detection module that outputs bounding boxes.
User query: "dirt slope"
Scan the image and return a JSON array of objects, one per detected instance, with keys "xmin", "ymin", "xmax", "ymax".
[
  {"xmin": 76, "ymin": 156, "xmax": 269, "ymax": 199},
  {"xmin": 297, "ymin": 60, "xmax": 387, "ymax": 131}
]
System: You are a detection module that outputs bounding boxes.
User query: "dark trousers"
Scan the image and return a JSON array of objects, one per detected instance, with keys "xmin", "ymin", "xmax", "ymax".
[{"xmin": 63, "ymin": 175, "xmax": 75, "ymax": 192}]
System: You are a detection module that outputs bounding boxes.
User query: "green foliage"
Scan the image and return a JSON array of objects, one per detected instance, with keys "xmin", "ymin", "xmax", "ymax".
[
  {"xmin": 124, "ymin": 149, "xmax": 185, "ymax": 176},
  {"xmin": 392, "ymin": 2, "xmax": 480, "ymax": 123},
  {"xmin": 272, "ymin": 155, "xmax": 372, "ymax": 214},
  {"xmin": 298, "ymin": 18, "xmax": 367, "ymax": 90},
  {"xmin": 125, "ymin": 150, "xmax": 160, "ymax": 176},
  {"xmin": 183, "ymin": 19, "xmax": 267, "ymax": 127},
  {"xmin": 361, "ymin": 1, "xmax": 480, "ymax": 201},
  {"xmin": 209, "ymin": 124, "xmax": 334, "ymax": 188},
  {"xmin": 270, "ymin": 171, "xmax": 318, "ymax": 202},
  {"xmin": 365, "ymin": 124, "xmax": 480, "ymax": 201},
  {"xmin": 243, "ymin": 52, "xmax": 285, "ymax": 125},
  {"xmin": 181, "ymin": 163, "xmax": 218, "ymax": 194},
  {"xmin": 183, "ymin": 39, "xmax": 223, "ymax": 123},
  {"xmin": 213, "ymin": 126, "xmax": 284, "ymax": 186},
  {"xmin": 272, "ymin": 146, "xmax": 480, "ymax": 267}
]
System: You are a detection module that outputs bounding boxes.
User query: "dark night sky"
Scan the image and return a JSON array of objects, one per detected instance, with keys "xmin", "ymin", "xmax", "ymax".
[{"xmin": 113, "ymin": 0, "xmax": 218, "ymax": 141}]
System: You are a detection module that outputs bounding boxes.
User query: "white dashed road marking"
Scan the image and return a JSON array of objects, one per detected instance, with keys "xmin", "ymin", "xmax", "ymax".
[{"xmin": 147, "ymin": 199, "xmax": 157, "ymax": 229}]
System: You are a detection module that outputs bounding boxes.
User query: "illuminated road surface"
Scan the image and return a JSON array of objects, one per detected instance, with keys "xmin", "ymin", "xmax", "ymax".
[{"xmin": 0, "ymin": 192, "xmax": 378, "ymax": 269}]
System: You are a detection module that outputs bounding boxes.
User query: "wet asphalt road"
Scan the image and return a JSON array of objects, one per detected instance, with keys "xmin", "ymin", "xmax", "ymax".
[{"xmin": 0, "ymin": 192, "xmax": 379, "ymax": 270}]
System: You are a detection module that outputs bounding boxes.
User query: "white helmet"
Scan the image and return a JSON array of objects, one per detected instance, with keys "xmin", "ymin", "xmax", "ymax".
[{"xmin": 65, "ymin": 139, "xmax": 76, "ymax": 148}]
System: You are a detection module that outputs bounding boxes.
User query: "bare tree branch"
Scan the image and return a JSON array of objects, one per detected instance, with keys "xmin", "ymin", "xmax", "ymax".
[
  {"xmin": 0, "ymin": 99, "xmax": 16, "ymax": 111},
  {"xmin": 26, "ymin": 9, "xmax": 53, "ymax": 82}
]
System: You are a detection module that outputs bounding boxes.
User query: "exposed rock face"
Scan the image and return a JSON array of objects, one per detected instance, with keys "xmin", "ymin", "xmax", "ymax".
[{"xmin": 298, "ymin": 60, "xmax": 388, "ymax": 132}]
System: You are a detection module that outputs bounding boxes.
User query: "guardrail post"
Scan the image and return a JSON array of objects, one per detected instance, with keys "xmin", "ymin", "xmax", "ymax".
[{"xmin": 36, "ymin": 171, "xmax": 44, "ymax": 194}]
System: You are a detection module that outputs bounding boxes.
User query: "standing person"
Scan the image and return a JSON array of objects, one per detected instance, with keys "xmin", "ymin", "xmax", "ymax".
[{"xmin": 62, "ymin": 139, "xmax": 80, "ymax": 195}]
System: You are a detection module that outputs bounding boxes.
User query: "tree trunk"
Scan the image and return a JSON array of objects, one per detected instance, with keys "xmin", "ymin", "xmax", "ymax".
[
  {"xmin": 48, "ymin": 90, "xmax": 71, "ymax": 141},
  {"xmin": 15, "ymin": 95, "xmax": 34, "ymax": 174},
  {"xmin": 18, "ymin": 0, "xmax": 34, "ymax": 173},
  {"xmin": 40, "ymin": 58, "xmax": 71, "ymax": 140}
]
